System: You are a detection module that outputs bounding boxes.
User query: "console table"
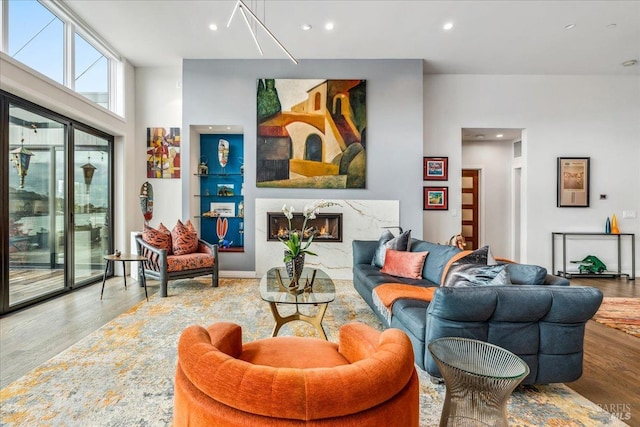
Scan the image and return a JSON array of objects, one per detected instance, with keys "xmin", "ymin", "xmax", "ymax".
[{"xmin": 552, "ymin": 232, "xmax": 635, "ymax": 280}]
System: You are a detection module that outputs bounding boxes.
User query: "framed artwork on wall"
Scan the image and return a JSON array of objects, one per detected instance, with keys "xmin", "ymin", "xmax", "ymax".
[
  {"xmin": 256, "ymin": 78, "xmax": 367, "ymax": 189},
  {"xmin": 557, "ymin": 157, "xmax": 590, "ymax": 207},
  {"xmin": 423, "ymin": 157, "xmax": 448, "ymax": 181},
  {"xmin": 146, "ymin": 127, "xmax": 181, "ymax": 178},
  {"xmin": 423, "ymin": 186, "xmax": 448, "ymax": 210}
]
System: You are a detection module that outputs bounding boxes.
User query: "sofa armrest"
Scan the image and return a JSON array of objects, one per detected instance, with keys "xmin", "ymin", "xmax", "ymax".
[
  {"xmin": 338, "ymin": 322, "xmax": 382, "ymax": 363},
  {"xmin": 197, "ymin": 238, "xmax": 219, "ymax": 259},
  {"xmin": 135, "ymin": 234, "xmax": 168, "ymax": 272},
  {"xmin": 543, "ymin": 274, "xmax": 570, "ymax": 286},
  {"xmin": 352, "ymin": 240, "xmax": 378, "ymax": 266}
]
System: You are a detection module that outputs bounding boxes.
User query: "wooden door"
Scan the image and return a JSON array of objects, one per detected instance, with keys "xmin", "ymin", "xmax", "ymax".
[{"xmin": 461, "ymin": 170, "xmax": 479, "ymax": 250}]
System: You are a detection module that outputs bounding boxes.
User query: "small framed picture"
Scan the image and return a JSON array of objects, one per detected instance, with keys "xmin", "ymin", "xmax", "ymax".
[
  {"xmin": 210, "ymin": 202, "xmax": 236, "ymax": 217},
  {"xmin": 217, "ymin": 183, "xmax": 234, "ymax": 196},
  {"xmin": 423, "ymin": 157, "xmax": 448, "ymax": 181},
  {"xmin": 557, "ymin": 157, "xmax": 590, "ymax": 207},
  {"xmin": 424, "ymin": 187, "xmax": 448, "ymax": 210}
]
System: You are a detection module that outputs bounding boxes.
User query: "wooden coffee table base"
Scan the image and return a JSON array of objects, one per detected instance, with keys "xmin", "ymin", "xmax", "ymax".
[{"xmin": 267, "ymin": 301, "xmax": 329, "ymax": 340}]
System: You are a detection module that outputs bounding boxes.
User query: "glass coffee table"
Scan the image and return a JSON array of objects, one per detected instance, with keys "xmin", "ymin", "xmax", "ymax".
[{"xmin": 259, "ymin": 267, "xmax": 335, "ymax": 340}]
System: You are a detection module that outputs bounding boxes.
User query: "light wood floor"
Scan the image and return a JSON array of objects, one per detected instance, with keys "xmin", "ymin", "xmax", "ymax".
[
  {"xmin": 0, "ymin": 276, "xmax": 156, "ymax": 389},
  {"xmin": 0, "ymin": 275, "xmax": 638, "ymax": 425},
  {"xmin": 565, "ymin": 276, "xmax": 639, "ymax": 427}
]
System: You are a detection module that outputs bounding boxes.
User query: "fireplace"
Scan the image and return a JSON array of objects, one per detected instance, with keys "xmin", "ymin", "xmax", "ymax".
[{"xmin": 267, "ymin": 212, "xmax": 342, "ymax": 242}]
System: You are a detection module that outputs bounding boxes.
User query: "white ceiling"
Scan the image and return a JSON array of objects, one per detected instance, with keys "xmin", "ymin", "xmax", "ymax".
[
  {"xmin": 65, "ymin": 0, "xmax": 640, "ymax": 75},
  {"xmin": 462, "ymin": 128, "xmax": 522, "ymax": 143}
]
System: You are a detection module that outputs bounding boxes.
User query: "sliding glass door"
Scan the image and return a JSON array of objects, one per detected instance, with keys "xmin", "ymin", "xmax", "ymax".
[
  {"xmin": 1, "ymin": 91, "xmax": 113, "ymax": 314},
  {"xmin": 7, "ymin": 105, "xmax": 66, "ymax": 306},
  {"xmin": 73, "ymin": 129, "xmax": 111, "ymax": 283}
]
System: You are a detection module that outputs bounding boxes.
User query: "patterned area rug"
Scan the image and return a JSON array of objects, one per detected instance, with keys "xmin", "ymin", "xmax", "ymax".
[
  {"xmin": 0, "ymin": 278, "xmax": 628, "ymax": 426},
  {"xmin": 592, "ymin": 297, "xmax": 640, "ymax": 338}
]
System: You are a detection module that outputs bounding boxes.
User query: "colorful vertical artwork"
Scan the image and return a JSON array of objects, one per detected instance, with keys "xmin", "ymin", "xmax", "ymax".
[
  {"xmin": 256, "ymin": 79, "xmax": 366, "ymax": 188},
  {"xmin": 147, "ymin": 127, "xmax": 181, "ymax": 178},
  {"xmin": 139, "ymin": 181, "xmax": 153, "ymax": 224}
]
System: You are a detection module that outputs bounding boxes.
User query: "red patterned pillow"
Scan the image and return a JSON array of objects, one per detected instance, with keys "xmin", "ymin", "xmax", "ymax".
[
  {"xmin": 142, "ymin": 223, "xmax": 172, "ymax": 254},
  {"xmin": 171, "ymin": 220, "xmax": 198, "ymax": 255},
  {"xmin": 185, "ymin": 219, "xmax": 196, "ymax": 233}
]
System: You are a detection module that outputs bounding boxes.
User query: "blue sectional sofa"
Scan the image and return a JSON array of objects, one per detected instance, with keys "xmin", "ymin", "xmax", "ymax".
[{"xmin": 352, "ymin": 238, "xmax": 603, "ymax": 385}]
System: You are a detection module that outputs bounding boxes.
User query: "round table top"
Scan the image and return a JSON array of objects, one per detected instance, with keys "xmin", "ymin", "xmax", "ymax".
[
  {"xmin": 103, "ymin": 254, "xmax": 147, "ymax": 262},
  {"xmin": 260, "ymin": 267, "xmax": 335, "ymax": 305},
  {"xmin": 429, "ymin": 337, "xmax": 529, "ymax": 380}
]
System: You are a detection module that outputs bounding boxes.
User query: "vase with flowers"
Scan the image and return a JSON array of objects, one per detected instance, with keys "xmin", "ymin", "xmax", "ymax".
[{"xmin": 280, "ymin": 200, "xmax": 339, "ymax": 282}]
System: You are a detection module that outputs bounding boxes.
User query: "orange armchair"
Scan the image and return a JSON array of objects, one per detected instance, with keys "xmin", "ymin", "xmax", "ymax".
[{"xmin": 174, "ymin": 322, "xmax": 419, "ymax": 426}]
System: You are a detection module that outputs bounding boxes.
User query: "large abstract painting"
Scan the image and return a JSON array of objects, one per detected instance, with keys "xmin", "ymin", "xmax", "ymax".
[
  {"xmin": 147, "ymin": 127, "xmax": 181, "ymax": 178},
  {"xmin": 256, "ymin": 79, "xmax": 366, "ymax": 188}
]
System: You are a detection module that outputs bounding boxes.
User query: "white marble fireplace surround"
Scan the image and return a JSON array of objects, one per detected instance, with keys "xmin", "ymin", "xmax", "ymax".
[{"xmin": 255, "ymin": 199, "xmax": 400, "ymax": 280}]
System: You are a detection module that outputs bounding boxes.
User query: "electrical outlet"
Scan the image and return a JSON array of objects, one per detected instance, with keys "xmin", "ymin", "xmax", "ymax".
[{"xmin": 622, "ymin": 210, "xmax": 636, "ymax": 219}]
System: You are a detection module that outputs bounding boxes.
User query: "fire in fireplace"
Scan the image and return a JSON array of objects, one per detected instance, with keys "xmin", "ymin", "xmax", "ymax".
[{"xmin": 267, "ymin": 212, "xmax": 342, "ymax": 242}]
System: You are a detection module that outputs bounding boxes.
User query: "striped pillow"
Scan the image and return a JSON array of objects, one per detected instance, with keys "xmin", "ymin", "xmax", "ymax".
[
  {"xmin": 171, "ymin": 220, "xmax": 198, "ymax": 255},
  {"xmin": 142, "ymin": 223, "xmax": 172, "ymax": 254}
]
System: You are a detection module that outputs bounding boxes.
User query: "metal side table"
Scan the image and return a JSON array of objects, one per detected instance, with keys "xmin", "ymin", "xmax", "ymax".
[
  {"xmin": 101, "ymin": 254, "xmax": 148, "ymax": 301},
  {"xmin": 428, "ymin": 337, "xmax": 529, "ymax": 427}
]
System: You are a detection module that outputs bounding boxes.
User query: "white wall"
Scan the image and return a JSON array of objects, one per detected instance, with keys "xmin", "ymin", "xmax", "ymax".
[
  {"xmin": 462, "ymin": 140, "xmax": 512, "ymax": 257},
  {"xmin": 182, "ymin": 59, "xmax": 424, "ymax": 272},
  {"xmin": 133, "ymin": 67, "xmax": 183, "ymax": 229},
  {"xmin": 424, "ymin": 74, "xmax": 640, "ymax": 275}
]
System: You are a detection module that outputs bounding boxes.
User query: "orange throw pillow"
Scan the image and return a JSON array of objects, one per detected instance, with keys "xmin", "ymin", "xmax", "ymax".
[
  {"xmin": 381, "ymin": 249, "xmax": 429, "ymax": 280},
  {"xmin": 142, "ymin": 223, "xmax": 172, "ymax": 254},
  {"xmin": 172, "ymin": 220, "xmax": 199, "ymax": 255}
]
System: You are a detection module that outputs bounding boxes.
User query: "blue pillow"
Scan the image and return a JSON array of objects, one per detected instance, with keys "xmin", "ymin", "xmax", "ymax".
[
  {"xmin": 443, "ymin": 263, "xmax": 511, "ymax": 287},
  {"xmin": 371, "ymin": 230, "xmax": 412, "ymax": 268},
  {"xmin": 505, "ymin": 263, "xmax": 547, "ymax": 286},
  {"xmin": 410, "ymin": 240, "xmax": 461, "ymax": 284}
]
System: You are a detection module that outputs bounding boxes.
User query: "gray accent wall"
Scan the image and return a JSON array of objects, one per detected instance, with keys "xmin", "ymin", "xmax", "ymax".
[{"xmin": 182, "ymin": 59, "xmax": 424, "ymax": 271}]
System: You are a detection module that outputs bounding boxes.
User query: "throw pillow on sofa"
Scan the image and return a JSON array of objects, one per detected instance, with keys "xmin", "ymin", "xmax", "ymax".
[
  {"xmin": 504, "ymin": 263, "xmax": 548, "ymax": 285},
  {"xmin": 371, "ymin": 229, "xmax": 412, "ymax": 268},
  {"xmin": 171, "ymin": 220, "xmax": 199, "ymax": 255},
  {"xmin": 380, "ymin": 249, "xmax": 429, "ymax": 280},
  {"xmin": 442, "ymin": 245, "xmax": 511, "ymax": 287},
  {"xmin": 142, "ymin": 223, "xmax": 172, "ymax": 254}
]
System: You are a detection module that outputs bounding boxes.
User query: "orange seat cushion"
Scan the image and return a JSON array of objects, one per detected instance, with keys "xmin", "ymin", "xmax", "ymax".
[
  {"xmin": 167, "ymin": 253, "xmax": 214, "ymax": 272},
  {"xmin": 240, "ymin": 336, "xmax": 349, "ymax": 368}
]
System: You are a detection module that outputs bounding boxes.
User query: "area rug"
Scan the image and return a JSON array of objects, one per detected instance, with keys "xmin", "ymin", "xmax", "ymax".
[
  {"xmin": 592, "ymin": 297, "xmax": 640, "ymax": 338},
  {"xmin": 0, "ymin": 278, "xmax": 627, "ymax": 426}
]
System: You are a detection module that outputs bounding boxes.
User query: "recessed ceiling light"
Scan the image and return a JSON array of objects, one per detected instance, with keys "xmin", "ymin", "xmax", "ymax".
[
  {"xmin": 475, "ymin": 134, "xmax": 485, "ymax": 139},
  {"xmin": 209, "ymin": 23, "xmax": 218, "ymax": 31},
  {"xmin": 622, "ymin": 59, "xmax": 638, "ymax": 67},
  {"xmin": 443, "ymin": 22, "xmax": 454, "ymax": 31},
  {"xmin": 325, "ymin": 22, "xmax": 334, "ymax": 30},
  {"xmin": 564, "ymin": 23, "xmax": 575, "ymax": 30},
  {"xmin": 302, "ymin": 24, "xmax": 312, "ymax": 31},
  {"xmin": 208, "ymin": 126, "xmax": 213, "ymax": 130},
  {"xmin": 496, "ymin": 134, "xmax": 504, "ymax": 138},
  {"xmin": 226, "ymin": 126, "xmax": 232, "ymax": 130}
]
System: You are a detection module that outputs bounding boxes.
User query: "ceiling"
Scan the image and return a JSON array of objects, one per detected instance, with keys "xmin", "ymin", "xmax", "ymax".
[
  {"xmin": 65, "ymin": 0, "xmax": 640, "ymax": 75},
  {"xmin": 462, "ymin": 128, "xmax": 522, "ymax": 143}
]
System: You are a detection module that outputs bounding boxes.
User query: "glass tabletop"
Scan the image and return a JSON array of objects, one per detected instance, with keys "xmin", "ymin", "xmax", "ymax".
[{"xmin": 260, "ymin": 267, "xmax": 335, "ymax": 305}]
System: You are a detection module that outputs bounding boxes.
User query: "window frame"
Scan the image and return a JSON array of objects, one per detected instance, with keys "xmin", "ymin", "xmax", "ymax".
[{"xmin": 0, "ymin": 0, "xmax": 122, "ymax": 115}]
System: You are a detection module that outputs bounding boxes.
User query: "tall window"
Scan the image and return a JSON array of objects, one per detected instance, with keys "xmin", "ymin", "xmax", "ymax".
[
  {"xmin": 8, "ymin": 0, "xmax": 64, "ymax": 84},
  {"xmin": 74, "ymin": 33, "xmax": 109, "ymax": 108},
  {"xmin": 2, "ymin": 0, "xmax": 120, "ymax": 114}
]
